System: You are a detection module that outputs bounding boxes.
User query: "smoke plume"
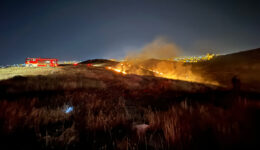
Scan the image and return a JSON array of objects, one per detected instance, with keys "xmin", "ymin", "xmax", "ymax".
[{"xmin": 126, "ymin": 37, "xmax": 181, "ymax": 61}]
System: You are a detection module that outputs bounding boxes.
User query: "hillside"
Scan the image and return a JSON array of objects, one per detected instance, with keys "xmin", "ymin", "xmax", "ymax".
[
  {"xmin": 0, "ymin": 49, "xmax": 259, "ymax": 149},
  {"xmin": 0, "ymin": 65, "xmax": 259, "ymax": 149},
  {"xmin": 192, "ymin": 48, "xmax": 260, "ymax": 92}
]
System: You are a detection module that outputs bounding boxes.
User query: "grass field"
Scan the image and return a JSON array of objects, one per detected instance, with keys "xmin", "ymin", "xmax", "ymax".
[
  {"xmin": 0, "ymin": 67, "xmax": 61, "ymax": 80},
  {"xmin": 0, "ymin": 49, "xmax": 260, "ymax": 150},
  {"xmin": 0, "ymin": 64, "xmax": 259, "ymax": 150}
]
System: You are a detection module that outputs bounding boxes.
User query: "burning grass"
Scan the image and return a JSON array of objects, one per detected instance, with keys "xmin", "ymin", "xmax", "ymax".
[{"xmin": 106, "ymin": 60, "xmax": 220, "ymax": 86}]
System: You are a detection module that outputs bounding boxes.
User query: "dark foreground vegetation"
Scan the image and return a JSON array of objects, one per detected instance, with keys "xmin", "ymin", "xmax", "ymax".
[{"xmin": 0, "ymin": 64, "xmax": 260, "ymax": 150}]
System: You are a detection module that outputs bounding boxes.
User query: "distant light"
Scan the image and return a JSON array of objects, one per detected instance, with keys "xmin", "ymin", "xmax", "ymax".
[{"xmin": 65, "ymin": 106, "xmax": 73, "ymax": 114}]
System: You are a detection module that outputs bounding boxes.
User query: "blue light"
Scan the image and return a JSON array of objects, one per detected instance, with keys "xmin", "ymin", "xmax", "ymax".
[{"xmin": 65, "ymin": 106, "xmax": 73, "ymax": 114}]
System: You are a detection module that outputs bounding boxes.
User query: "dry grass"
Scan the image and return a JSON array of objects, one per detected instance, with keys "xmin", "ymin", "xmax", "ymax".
[
  {"xmin": 0, "ymin": 65, "xmax": 259, "ymax": 149},
  {"xmin": 0, "ymin": 67, "xmax": 61, "ymax": 80},
  {"xmin": 144, "ymin": 101, "xmax": 249, "ymax": 149}
]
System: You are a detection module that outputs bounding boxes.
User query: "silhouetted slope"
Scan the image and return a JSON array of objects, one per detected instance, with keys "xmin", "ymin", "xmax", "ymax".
[
  {"xmin": 193, "ymin": 48, "xmax": 260, "ymax": 92},
  {"xmin": 80, "ymin": 59, "xmax": 118, "ymax": 65}
]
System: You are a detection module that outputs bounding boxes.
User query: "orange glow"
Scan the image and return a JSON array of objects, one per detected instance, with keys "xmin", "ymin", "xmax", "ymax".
[{"xmin": 105, "ymin": 60, "xmax": 219, "ymax": 86}]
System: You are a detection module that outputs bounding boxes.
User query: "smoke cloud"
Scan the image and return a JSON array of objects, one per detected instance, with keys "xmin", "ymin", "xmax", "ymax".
[{"xmin": 126, "ymin": 37, "xmax": 181, "ymax": 61}]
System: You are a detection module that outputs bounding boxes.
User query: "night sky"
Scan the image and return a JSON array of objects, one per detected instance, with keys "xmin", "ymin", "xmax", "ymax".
[{"xmin": 0, "ymin": 0, "xmax": 259, "ymax": 65}]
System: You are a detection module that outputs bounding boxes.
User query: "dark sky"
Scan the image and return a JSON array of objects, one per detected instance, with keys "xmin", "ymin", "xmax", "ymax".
[{"xmin": 0, "ymin": 0, "xmax": 260, "ymax": 65}]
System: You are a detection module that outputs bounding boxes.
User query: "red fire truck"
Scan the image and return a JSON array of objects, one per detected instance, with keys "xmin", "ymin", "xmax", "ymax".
[{"xmin": 25, "ymin": 58, "xmax": 58, "ymax": 67}]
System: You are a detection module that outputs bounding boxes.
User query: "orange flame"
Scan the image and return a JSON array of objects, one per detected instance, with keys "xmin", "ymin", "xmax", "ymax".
[{"xmin": 106, "ymin": 66, "xmax": 127, "ymax": 74}]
